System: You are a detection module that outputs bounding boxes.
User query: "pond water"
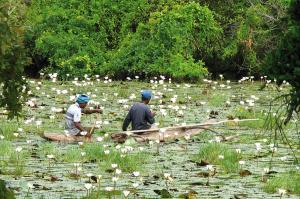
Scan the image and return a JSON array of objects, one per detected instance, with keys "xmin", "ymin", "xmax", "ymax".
[{"xmin": 0, "ymin": 78, "xmax": 299, "ymax": 198}]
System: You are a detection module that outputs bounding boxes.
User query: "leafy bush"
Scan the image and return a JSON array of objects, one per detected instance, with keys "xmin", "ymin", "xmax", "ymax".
[
  {"xmin": 105, "ymin": 3, "xmax": 220, "ymax": 80},
  {"xmin": 264, "ymin": 0, "xmax": 300, "ymax": 124},
  {"xmin": 0, "ymin": 0, "xmax": 28, "ymax": 118},
  {"xmin": 25, "ymin": 1, "xmax": 223, "ymax": 80}
]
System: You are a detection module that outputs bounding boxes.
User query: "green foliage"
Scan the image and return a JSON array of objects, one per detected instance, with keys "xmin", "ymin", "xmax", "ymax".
[
  {"xmin": 37, "ymin": 142, "xmax": 61, "ymax": 158},
  {"xmin": 264, "ymin": 0, "xmax": 300, "ymax": 124},
  {"xmin": 0, "ymin": 0, "xmax": 28, "ymax": 119},
  {"xmin": 61, "ymin": 147, "xmax": 81, "ymax": 163},
  {"xmin": 24, "ymin": 0, "xmax": 294, "ymax": 79},
  {"xmin": 0, "ymin": 123, "xmax": 17, "ymax": 141},
  {"xmin": 105, "ymin": 3, "xmax": 220, "ymax": 80},
  {"xmin": 201, "ymin": 0, "xmax": 290, "ymax": 77},
  {"xmin": 263, "ymin": 171, "xmax": 300, "ymax": 195},
  {"xmin": 0, "ymin": 140, "xmax": 13, "ymax": 159},
  {"xmin": 194, "ymin": 143, "xmax": 241, "ymax": 173},
  {"xmin": 0, "ymin": 180, "xmax": 15, "ymax": 199},
  {"xmin": 25, "ymin": 1, "xmax": 224, "ymax": 80}
]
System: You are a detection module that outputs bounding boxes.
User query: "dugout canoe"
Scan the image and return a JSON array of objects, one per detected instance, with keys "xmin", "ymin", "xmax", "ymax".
[
  {"xmin": 41, "ymin": 133, "xmax": 93, "ymax": 143},
  {"xmin": 41, "ymin": 125, "xmax": 209, "ymax": 143},
  {"xmin": 41, "ymin": 119, "xmax": 257, "ymax": 143},
  {"xmin": 41, "ymin": 119, "xmax": 215, "ymax": 143}
]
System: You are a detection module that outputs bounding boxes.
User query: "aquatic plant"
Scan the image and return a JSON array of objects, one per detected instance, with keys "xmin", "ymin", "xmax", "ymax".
[
  {"xmin": 195, "ymin": 143, "xmax": 242, "ymax": 173},
  {"xmin": 263, "ymin": 171, "xmax": 300, "ymax": 195}
]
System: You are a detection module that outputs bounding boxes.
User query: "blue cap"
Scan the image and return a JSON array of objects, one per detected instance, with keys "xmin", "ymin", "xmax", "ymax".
[
  {"xmin": 76, "ymin": 94, "xmax": 90, "ymax": 104},
  {"xmin": 141, "ymin": 90, "xmax": 152, "ymax": 100}
]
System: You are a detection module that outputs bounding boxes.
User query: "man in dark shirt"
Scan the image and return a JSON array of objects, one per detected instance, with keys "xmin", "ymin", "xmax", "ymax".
[{"xmin": 122, "ymin": 90, "xmax": 155, "ymax": 131}]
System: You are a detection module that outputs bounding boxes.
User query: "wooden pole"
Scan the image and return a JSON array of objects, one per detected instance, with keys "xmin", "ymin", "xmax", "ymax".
[{"xmin": 122, "ymin": 118, "xmax": 259, "ymax": 135}]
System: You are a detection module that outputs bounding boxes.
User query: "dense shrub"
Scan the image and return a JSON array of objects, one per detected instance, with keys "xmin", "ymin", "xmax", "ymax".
[
  {"xmin": 104, "ymin": 3, "xmax": 221, "ymax": 80},
  {"xmin": 24, "ymin": 0, "xmax": 292, "ymax": 79},
  {"xmin": 0, "ymin": 0, "xmax": 28, "ymax": 119},
  {"xmin": 264, "ymin": 0, "xmax": 300, "ymax": 123}
]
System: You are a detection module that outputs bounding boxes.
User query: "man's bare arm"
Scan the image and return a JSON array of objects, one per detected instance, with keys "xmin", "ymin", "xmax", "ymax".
[
  {"xmin": 74, "ymin": 122, "xmax": 86, "ymax": 132},
  {"xmin": 83, "ymin": 109, "xmax": 102, "ymax": 114}
]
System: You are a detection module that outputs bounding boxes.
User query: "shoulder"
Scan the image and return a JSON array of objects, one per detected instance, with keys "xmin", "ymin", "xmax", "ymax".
[{"xmin": 68, "ymin": 104, "xmax": 81, "ymax": 113}]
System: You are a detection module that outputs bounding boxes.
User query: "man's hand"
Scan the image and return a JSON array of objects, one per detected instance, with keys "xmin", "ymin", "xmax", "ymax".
[{"xmin": 151, "ymin": 112, "xmax": 156, "ymax": 117}]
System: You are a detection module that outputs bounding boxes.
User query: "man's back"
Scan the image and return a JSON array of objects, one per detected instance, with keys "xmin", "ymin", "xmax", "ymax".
[{"xmin": 122, "ymin": 102, "xmax": 155, "ymax": 131}]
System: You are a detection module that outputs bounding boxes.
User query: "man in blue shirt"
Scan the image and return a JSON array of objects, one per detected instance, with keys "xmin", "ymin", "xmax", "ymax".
[{"xmin": 122, "ymin": 90, "xmax": 155, "ymax": 131}]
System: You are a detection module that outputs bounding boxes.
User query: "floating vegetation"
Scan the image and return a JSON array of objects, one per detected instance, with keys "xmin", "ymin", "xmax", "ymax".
[{"xmin": 0, "ymin": 77, "xmax": 299, "ymax": 198}]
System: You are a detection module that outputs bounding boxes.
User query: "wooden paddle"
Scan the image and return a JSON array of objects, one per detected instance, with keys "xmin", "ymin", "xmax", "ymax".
[{"xmin": 122, "ymin": 118, "xmax": 259, "ymax": 135}]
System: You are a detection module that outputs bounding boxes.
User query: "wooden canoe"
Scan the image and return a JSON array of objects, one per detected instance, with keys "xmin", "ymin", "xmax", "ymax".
[
  {"xmin": 111, "ymin": 120, "xmax": 215, "ymax": 143},
  {"xmin": 111, "ymin": 118, "xmax": 258, "ymax": 143},
  {"xmin": 41, "ymin": 119, "xmax": 257, "ymax": 143},
  {"xmin": 41, "ymin": 133, "xmax": 93, "ymax": 143},
  {"xmin": 42, "ymin": 127, "xmax": 208, "ymax": 143}
]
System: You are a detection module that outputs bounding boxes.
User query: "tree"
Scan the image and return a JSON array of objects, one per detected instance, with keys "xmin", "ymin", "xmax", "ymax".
[
  {"xmin": 0, "ymin": 0, "xmax": 28, "ymax": 119},
  {"xmin": 265, "ymin": 0, "xmax": 300, "ymax": 124}
]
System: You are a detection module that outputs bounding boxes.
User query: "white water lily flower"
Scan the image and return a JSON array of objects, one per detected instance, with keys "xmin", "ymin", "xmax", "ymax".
[
  {"xmin": 132, "ymin": 183, "xmax": 139, "ymax": 188},
  {"xmin": 115, "ymin": 169, "xmax": 122, "ymax": 175},
  {"xmin": 35, "ymin": 120, "xmax": 42, "ymax": 126},
  {"xmin": 236, "ymin": 149, "xmax": 241, "ymax": 154},
  {"xmin": 239, "ymin": 160, "xmax": 245, "ymax": 165},
  {"xmin": 96, "ymin": 136, "xmax": 103, "ymax": 142},
  {"xmin": 215, "ymin": 136, "xmax": 222, "ymax": 143},
  {"xmin": 206, "ymin": 165, "xmax": 214, "ymax": 171},
  {"xmin": 133, "ymin": 171, "xmax": 140, "ymax": 177},
  {"xmin": 123, "ymin": 190, "xmax": 130, "ymax": 197},
  {"xmin": 263, "ymin": 168, "xmax": 269, "ymax": 174},
  {"xmin": 255, "ymin": 143, "xmax": 262, "ymax": 151},
  {"xmin": 27, "ymin": 183, "xmax": 34, "ymax": 189},
  {"xmin": 263, "ymin": 138, "xmax": 268, "ymax": 143},
  {"xmin": 218, "ymin": 155, "xmax": 224, "ymax": 159},
  {"xmin": 105, "ymin": 187, "xmax": 114, "ymax": 192},
  {"xmin": 15, "ymin": 146, "xmax": 22, "ymax": 152},
  {"xmin": 280, "ymin": 156, "xmax": 287, "ymax": 161},
  {"xmin": 81, "ymin": 152, "xmax": 86, "ymax": 156},
  {"xmin": 163, "ymin": 173, "xmax": 171, "ymax": 178},
  {"xmin": 84, "ymin": 183, "xmax": 93, "ymax": 190},
  {"xmin": 13, "ymin": 133, "xmax": 19, "ymax": 137},
  {"xmin": 86, "ymin": 173, "xmax": 93, "ymax": 177},
  {"xmin": 78, "ymin": 142, "xmax": 84, "ymax": 146},
  {"xmin": 98, "ymin": 175, "xmax": 102, "ymax": 179},
  {"xmin": 74, "ymin": 163, "xmax": 80, "ymax": 167},
  {"xmin": 0, "ymin": 135, "xmax": 4, "ymax": 140},
  {"xmin": 112, "ymin": 177, "xmax": 119, "ymax": 182},
  {"xmin": 139, "ymin": 147, "xmax": 144, "ymax": 151},
  {"xmin": 278, "ymin": 188, "xmax": 286, "ymax": 195},
  {"xmin": 111, "ymin": 164, "xmax": 118, "ymax": 169},
  {"xmin": 47, "ymin": 154, "xmax": 54, "ymax": 159}
]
